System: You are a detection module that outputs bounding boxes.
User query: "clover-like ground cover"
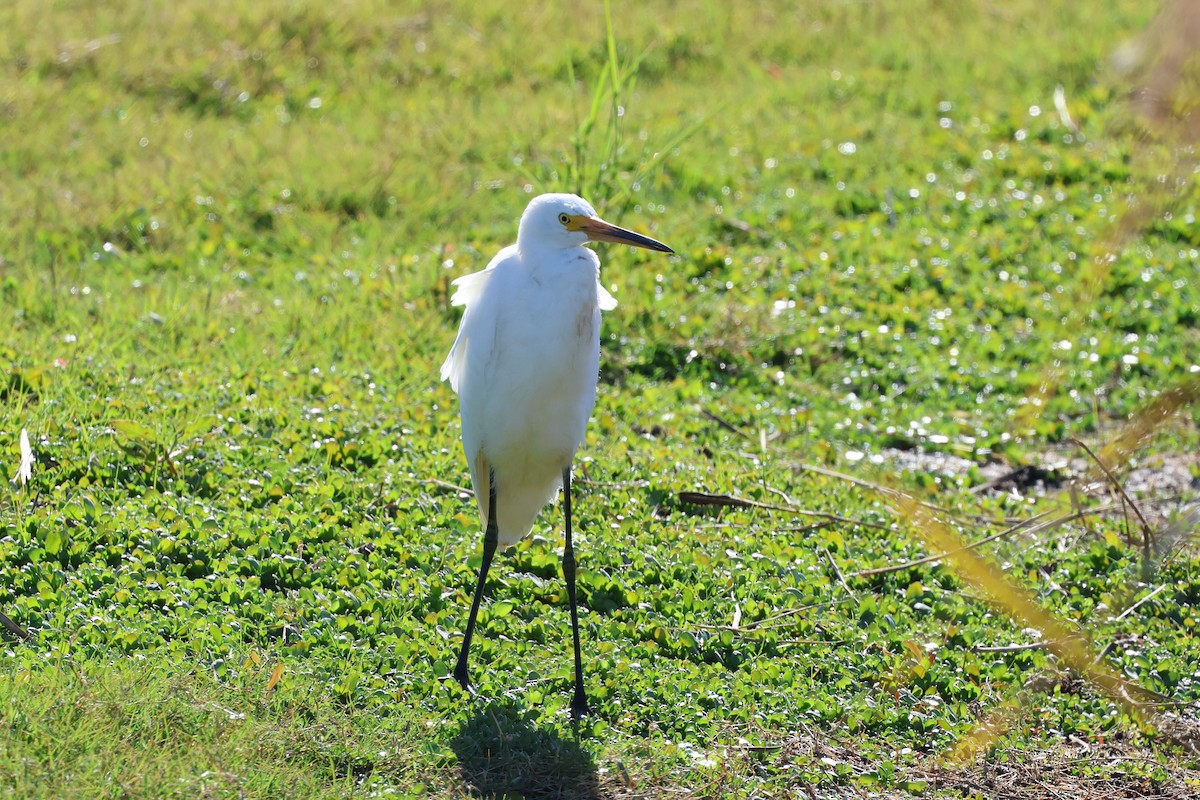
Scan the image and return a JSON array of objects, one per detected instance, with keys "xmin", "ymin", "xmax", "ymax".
[{"xmin": 1, "ymin": 1, "xmax": 1198, "ymax": 797}]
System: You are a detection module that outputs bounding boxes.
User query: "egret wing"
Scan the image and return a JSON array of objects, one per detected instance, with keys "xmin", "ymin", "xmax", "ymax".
[
  {"xmin": 441, "ymin": 246, "xmax": 521, "ymax": 528},
  {"xmin": 597, "ymin": 283, "xmax": 617, "ymax": 311},
  {"xmin": 439, "ymin": 245, "xmax": 516, "ymax": 393}
]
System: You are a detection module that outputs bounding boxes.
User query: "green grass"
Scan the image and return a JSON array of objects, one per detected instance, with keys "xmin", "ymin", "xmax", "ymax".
[{"xmin": 2, "ymin": 0, "xmax": 1199, "ymax": 797}]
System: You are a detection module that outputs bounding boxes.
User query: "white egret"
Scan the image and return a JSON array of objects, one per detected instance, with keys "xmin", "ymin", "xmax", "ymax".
[{"xmin": 441, "ymin": 193, "xmax": 673, "ymax": 718}]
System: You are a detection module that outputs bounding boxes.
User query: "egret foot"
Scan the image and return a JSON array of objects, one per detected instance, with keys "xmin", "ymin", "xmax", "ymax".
[
  {"xmin": 453, "ymin": 661, "xmax": 472, "ymax": 693},
  {"xmin": 570, "ymin": 688, "xmax": 590, "ymax": 720}
]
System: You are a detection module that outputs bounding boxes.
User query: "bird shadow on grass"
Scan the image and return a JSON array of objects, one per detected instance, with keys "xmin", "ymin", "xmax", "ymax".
[{"xmin": 451, "ymin": 699, "xmax": 602, "ymax": 800}]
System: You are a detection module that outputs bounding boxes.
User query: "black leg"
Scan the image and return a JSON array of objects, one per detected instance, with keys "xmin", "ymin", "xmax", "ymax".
[
  {"xmin": 562, "ymin": 466, "xmax": 590, "ymax": 719},
  {"xmin": 454, "ymin": 470, "xmax": 498, "ymax": 693}
]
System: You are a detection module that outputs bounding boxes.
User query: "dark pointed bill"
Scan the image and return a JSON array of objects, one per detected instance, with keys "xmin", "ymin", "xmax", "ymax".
[{"xmin": 577, "ymin": 217, "xmax": 674, "ymax": 253}]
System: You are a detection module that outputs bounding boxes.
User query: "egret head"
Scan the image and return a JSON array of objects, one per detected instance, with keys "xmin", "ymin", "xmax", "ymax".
[{"xmin": 517, "ymin": 193, "xmax": 673, "ymax": 254}]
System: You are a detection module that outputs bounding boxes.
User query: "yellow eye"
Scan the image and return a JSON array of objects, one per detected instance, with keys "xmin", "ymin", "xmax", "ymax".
[{"xmin": 558, "ymin": 213, "xmax": 571, "ymax": 225}]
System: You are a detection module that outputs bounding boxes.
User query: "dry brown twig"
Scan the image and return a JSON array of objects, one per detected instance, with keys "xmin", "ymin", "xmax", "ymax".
[
  {"xmin": 1070, "ymin": 435, "xmax": 1156, "ymax": 570},
  {"xmin": 676, "ymin": 490, "xmax": 896, "ymax": 533},
  {"xmin": 847, "ymin": 507, "xmax": 1107, "ymax": 579},
  {"xmin": 0, "ymin": 610, "xmax": 31, "ymax": 641}
]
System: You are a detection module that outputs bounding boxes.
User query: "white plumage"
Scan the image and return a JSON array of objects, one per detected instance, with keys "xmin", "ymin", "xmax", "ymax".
[
  {"xmin": 441, "ymin": 192, "xmax": 672, "ymax": 717},
  {"xmin": 441, "ymin": 224, "xmax": 616, "ymax": 547}
]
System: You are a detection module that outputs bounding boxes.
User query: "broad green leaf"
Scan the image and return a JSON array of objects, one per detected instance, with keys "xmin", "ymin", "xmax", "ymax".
[{"xmin": 110, "ymin": 420, "xmax": 156, "ymax": 441}]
